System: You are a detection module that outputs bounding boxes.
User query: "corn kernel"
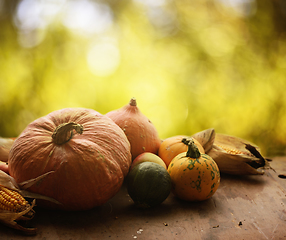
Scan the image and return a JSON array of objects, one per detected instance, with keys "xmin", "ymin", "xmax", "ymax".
[
  {"xmin": 0, "ymin": 185, "xmax": 29, "ymax": 212},
  {"xmin": 216, "ymin": 144, "xmax": 252, "ymax": 156}
]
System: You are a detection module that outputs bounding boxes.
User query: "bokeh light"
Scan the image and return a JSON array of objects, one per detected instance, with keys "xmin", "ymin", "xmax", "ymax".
[
  {"xmin": 87, "ymin": 40, "xmax": 120, "ymax": 76},
  {"xmin": 0, "ymin": 0, "xmax": 286, "ymax": 156}
]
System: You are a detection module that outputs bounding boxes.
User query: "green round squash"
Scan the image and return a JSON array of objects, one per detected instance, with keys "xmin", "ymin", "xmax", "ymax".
[{"xmin": 126, "ymin": 162, "xmax": 172, "ymax": 208}]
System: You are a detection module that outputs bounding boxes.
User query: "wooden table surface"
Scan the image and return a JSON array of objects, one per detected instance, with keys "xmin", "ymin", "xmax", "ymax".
[{"xmin": 1, "ymin": 156, "xmax": 286, "ymax": 240}]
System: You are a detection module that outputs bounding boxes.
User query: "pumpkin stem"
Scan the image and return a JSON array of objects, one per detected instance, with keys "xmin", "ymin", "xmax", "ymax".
[
  {"xmin": 181, "ymin": 137, "xmax": 193, "ymax": 146},
  {"xmin": 129, "ymin": 97, "xmax": 137, "ymax": 107},
  {"xmin": 186, "ymin": 139, "xmax": 201, "ymax": 159},
  {"xmin": 52, "ymin": 122, "xmax": 83, "ymax": 145}
]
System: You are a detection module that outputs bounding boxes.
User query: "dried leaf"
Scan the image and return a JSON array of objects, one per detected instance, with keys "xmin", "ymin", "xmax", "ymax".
[
  {"xmin": 0, "ymin": 170, "xmax": 19, "ymax": 191},
  {"xmin": 0, "ymin": 199, "xmax": 37, "ymax": 235}
]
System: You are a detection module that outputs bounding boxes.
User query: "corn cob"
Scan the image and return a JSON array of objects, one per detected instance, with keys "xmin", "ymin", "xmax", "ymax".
[
  {"xmin": 0, "ymin": 185, "xmax": 36, "ymax": 234},
  {"xmin": 215, "ymin": 144, "xmax": 252, "ymax": 156},
  {"xmin": 0, "ymin": 185, "xmax": 30, "ymax": 212},
  {"xmin": 192, "ymin": 129, "xmax": 273, "ymax": 175},
  {"xmin": 0, "ymin": 170, "xmax": 63, "ymax": 235}
]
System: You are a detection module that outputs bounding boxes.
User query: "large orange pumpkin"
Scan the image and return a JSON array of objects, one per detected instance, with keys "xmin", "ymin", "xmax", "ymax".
[
  {"xmin": 168, "ymin": 139, "xmax": 220, "ymax": 202},
  {"xmin": 8, "ymin": 108, "xmax": 132, "ymax": 211},
  {"xmin": 158, "ymin": 136, "xmax": 205, "ymax": 167}
]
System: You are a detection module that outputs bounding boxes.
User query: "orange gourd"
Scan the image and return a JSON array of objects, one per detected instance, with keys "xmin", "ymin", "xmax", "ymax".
[
  {"xmin": 106, "ymin": 98, "xmax": 161, "ymax": 160},
  {"xmin": 168, "ymin": 139, "xmax": 220, "ymax": 201},
  {"xmin": 8, "ymin": 108, "xmax": 132, "ymax": 211},
  {"xmin": 158, "ymin": 136, "xmax": 205, "ymax": 167}
]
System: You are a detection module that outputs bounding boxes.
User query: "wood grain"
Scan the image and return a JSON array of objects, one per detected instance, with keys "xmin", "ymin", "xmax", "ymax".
[{"xmin": 1, "ymin": 156, "xmax": 286, "ymax": 239}]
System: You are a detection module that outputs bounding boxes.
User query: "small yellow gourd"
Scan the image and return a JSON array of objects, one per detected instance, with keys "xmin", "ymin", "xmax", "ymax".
[{"xmin": 168, "ymin": 139, "xmax": 220, "ymax": 201}]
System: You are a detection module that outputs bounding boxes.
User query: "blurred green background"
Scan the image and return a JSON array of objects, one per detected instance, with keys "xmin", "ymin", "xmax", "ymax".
[{"xmin": 0, "ymin": 0, "xmax": 286, "ymax": 156}]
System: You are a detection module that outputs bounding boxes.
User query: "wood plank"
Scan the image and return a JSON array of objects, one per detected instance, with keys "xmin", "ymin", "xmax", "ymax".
[{"xmin": 1, "ymin": 157, "xmax": 286, "ymax": 239}]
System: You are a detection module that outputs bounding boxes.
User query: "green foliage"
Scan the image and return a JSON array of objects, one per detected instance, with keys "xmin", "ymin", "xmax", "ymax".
[{"xmin": 0, "ymin": 0, "xmax": 286, "ymax": 156}]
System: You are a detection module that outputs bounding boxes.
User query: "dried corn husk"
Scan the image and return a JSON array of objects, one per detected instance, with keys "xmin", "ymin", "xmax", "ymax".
[
  {"xmin": 0, "ymin": 198, "xmax": 36, "ymax": 235},
  {"xmin": 192, "ymin": 128, "xmax": 215, "ymax": 153},
  {"xmin": 0, "ymin": 170, "xmax": 61, "ymax": 234},
  {"xmin": 192, "ymin": 129, "xmax": 273, "ymax": 175},
  {"xmin": 0, "ymin": 161, "xmax": 8, "ymax": 174},
  {"xmin": 0, "ymin": 137, "xmax": 15, "ymax": 162}
]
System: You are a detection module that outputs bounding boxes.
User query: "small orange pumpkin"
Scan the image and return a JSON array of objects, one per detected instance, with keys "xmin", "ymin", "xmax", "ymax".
[
  {"xmin": 158, "ymin": 136, "xmax": 205, "ymax": 167},
  {"xmin": 168, "ymin": 139, "xmax": 220, "ymax": 202},
  {"xmin": 106, "ymin": 98, "xmax": 161, "ymax": 160}
]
